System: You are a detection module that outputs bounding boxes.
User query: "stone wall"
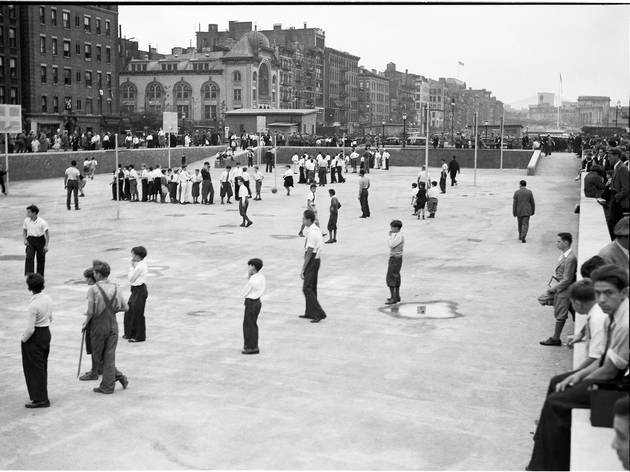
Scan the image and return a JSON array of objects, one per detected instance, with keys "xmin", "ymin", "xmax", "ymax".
[
  {"xmin": 268, "ymin": 147, "xmax": 533, "ymax": 169},
  {"xmin": 7, "ymin": 146, "xmax": 227, "ymax": 181}
]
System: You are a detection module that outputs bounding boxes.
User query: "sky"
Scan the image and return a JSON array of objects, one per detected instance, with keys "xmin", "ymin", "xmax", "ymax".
[{"xmin": 118, "ymin": 4, "xmax": 630, "ymax": 109}]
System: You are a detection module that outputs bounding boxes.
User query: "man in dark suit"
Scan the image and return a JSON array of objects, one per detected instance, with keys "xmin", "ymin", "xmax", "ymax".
[
  {"xmin": 448, "ymin": 156, "xmax": 460, "ymax": 186},
  {"xmin": 598, "ymin": 217, "xmax": 629, "ymax": 270},
  {"xmin": 513, "ymin": 180, "xmax": 535, "ymax": 243},
  {"xmin": 540, "ymin": 232, "xmax": 577, "ymax": 346},
  {"xmin": 583, "ymin": 164, "xmax": 605, "ymax": 198},
  {"xmin": 607, "ymin": 149, "xmax": 630, "ymax": 239}
]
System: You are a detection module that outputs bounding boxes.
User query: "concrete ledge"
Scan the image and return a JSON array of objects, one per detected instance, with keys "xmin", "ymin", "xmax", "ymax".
[
  {"xmin": 527, "ymin": 150, "xmax": 542, "ymax": 176},
  {"xmin": 570, "ymin": 174, "xmax": 618, "ymax": 471}
]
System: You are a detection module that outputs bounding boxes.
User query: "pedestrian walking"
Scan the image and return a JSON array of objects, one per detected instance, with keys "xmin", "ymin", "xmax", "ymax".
[
  {"xmin": 239, "ymin": 184, "xmax": 253, "ymax": 228},
  {"xmin": 513, "ymin": 180, "xmax": 535, "ymax": 243},
  {"xmin": 23, "ymin": 205, "xmax": 49, "ymax": 276},
  {"xmin": 439, "ymin": 159, "xmax": 448, "ymax": 193},
  {"xmin": 385, "ymin": 220, "xmax": 404, "ymax": 305},
  {"xmin": 64, "ymin": 160, "xmax": 81, "ymax": 210},
  {"xmin": 21, "ymin": 273, "xmax": 52, "ymax": 408},
  {"xmin": 300, "ymin": 210, "xmax": 327, "ymax": 323},
  {"xmin": 325, "ymin": 188, "xmax": 341, "ymax": 244},
  {"xmin": 448, "ymin": 156, "xmax": 460, "ymax": 186},
  {"xmin": 253, "ymin": 166, "xmax": 264, "ymax": 200},
  {"xmin": 123, "ymin": 246, "xmax": 149, "ymax": 343},
  {"xmin": 81, "ymin": 260, "xmax": 129, "ymax": 394},
  {"xmin": 241, "ymin": 258, "xmax": 265, "ymax": 355},
  {"xmin": 358, "ymin": 169, "xmax": 371, "ymax": 218},
  {"xmin": 79, "ymin": 268, "xmax": 103, "ymax": 380},
  {"xmin": 416, "ymin": 181, "xmax": 427, "ymax": 219},
  {"xmin": 283, "ymin": 165, "xmax": 294, "ymax": 196}
]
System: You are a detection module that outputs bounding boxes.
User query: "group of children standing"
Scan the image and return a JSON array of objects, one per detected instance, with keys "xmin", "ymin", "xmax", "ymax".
[{"xmin": 410, "ymin": 179, "xmax": 441, "ymax": 219}]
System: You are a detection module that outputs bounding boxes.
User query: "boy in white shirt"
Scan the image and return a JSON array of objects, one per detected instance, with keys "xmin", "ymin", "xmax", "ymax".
[
  {"xmin": 427, "ymin": 181, "xmax": 440, "ymax": 218},
  {"xmin": 253, "ymin": 166, "xmax": 264, "ymax": 200},
  {"xmin": 241, "ymin": 258, "xmax": 265, "ymax": 354}
]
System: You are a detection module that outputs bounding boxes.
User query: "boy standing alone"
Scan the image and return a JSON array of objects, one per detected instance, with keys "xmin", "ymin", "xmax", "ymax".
[
  {"xmin": 325, "ymin": 189, "xmax": 341, "ymax": 244},
  {"xmin": 385, "ymin": 220, "xmax": 404, "ymax": 305},
  {"xmin": 241, "ymin": 258, "xmax": 265, "ymax": 355}
]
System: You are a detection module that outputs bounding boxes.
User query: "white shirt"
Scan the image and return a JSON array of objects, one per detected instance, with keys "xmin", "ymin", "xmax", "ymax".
[
  {"xmin": 441, "ymin": 163, "xmax": 449, "ymax": 173},
  {"xmin": 558, "ymin": 248, "xmax": 572, "ymax": 262},
  {"xmin": 242, "ymin": 271, "xmax": 266, "ymax": 300},
  {"xmin": 388, "ymin": 232, "xmax": 404, "ymax": 257},
  {"xmin": 241, "ymin": 171, "xmax": 250, "ymax": 182},
  {"xmin": 305, "ymin": 224, "xmax": 323, "ymax": 259},
  {"xmin": 128, "ymin": 260, "xmax": 148, "ymax": 286},
  {"xmin": 65, "ymin": 166, "xmax": 81, "ymax": 181},
  {"xmin": 305, "ymin": 160, "xmax": 315, "ymax": 171},
  {"xmin": 306, "ymin": 190, "xmax": 316, "ymax": 208},
  {"xmin": 292, "ymin": 154, "xmax": 299, "ymax": 164},
  {"xmin": 141, "ymin": 169, "xmax": 149, "ymax": 179},
  {"xmin": 283, "ymin": 169, "xmax": 293, "ymax": 178},
  {"xmin": 129, "ymin": 169, "xmax": 138, "ymax": 180},
  {"xmin": 23, "ymin": 216, "xmax": 48, "ymax": 237},
  {"xmin": 584, "ymin": 303, "xmax": 609, "ymax": 359},
  {"xmin": 254, "ymin": 171, "xmax": 264, "ymax": 181},
  {"xmin": 427, "ymin": 186, "xmax": 440, "ymax": 198},
  {"xmin": 383, "ymin": 151, "xmax": 390, "ymax": 160},
  {"xmin": 220, "ymin": 171, "xmax": 231, "ymax": 183}
]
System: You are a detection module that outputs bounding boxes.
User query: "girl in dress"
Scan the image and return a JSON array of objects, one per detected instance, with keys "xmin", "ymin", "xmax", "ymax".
[{"xmin": 283, "ymin": 165, "xmax": 294, "ymax": 196}]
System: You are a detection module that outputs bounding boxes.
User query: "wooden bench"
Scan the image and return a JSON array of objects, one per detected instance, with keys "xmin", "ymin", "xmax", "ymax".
[{"xmin": 570, "ymin": 175, "xmax": 623, "ymax": 470}]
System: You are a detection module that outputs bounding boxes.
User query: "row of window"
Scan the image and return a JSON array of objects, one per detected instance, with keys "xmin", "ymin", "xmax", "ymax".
[
  {"xmin": 38, "ymin": 7, "xmax": 111, "ymax": 36},
  {"xmin": 0, "ymin": 25, "xmax": 18, "ymax": 48},
  {"xmin": 40, "ymin": 65, "xmax": 111, "ymax": 88},
  {"xmin": 0, "ymin": 5, "xmax": 17, "ymax": 19},
  {"xmin": 121, "ymin": 103, "xmax": 219, "ymax": 121},
  {"xmin": 40, "ymin": 94, "xmax": 112, "ymax": 114},
  {"xmin": 39, "ymin": 36, "xmax": 112, "ymax": 62},
  {"xmin": 0, "ymin": 56, "xmax": 18, "ymax": 79},
  {"xmin": 0, "ymin": 86, "xmax": 19, "ymax": 104}
]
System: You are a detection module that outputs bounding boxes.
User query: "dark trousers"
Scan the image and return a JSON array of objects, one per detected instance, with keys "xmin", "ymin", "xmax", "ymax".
[
  {"xmin": 385, "ymin": 159, "xmax": 389, "ymax": 170},
  {"xmin": 244, "ymin": 181, "xmax": 252, "ymax": 197},
  {"xmin": 243, "ymin": 298, "xmax": 262, "ymax": 349},
  {"xmin": 360, "ymin": 189, "xmax": 370, "ymax": 217},
  {"xmin": 330, "ymin": 167, "xmax": 337, "ymax": 183},
  {"xmin": 386, "ymin": 256, "xmax": 402, "ymax": 287},
  {"xmin": 123, "ymin": 179, "xmax": 131, "ymax": 200},
  {"xmin": 450, "ymin": 171, "xmax": 458, "ymax": 185},
  {"xmin": 266, "ymin": 161, "xmax": 274, "ymax": 172},
  {"xmin": 528, "ymin": 370, "xmax": 592, "ymax": 471},
  {"xmin": 299, "ymin": 167, "xmax": 306, "ymax": 183},
  {"xmin": 0, "ymin": 174, "xmax": 5, "ymax": 193},
  {"xmin": 66, "ymin": 180, "xmax": 79, "ymax": 209},
  {"xmin": 141, "ymin": 179, "xmax": 148, "ymax": 201},
  {"xmin": 90, "ymin": 318, "xmax": 125, "ymax": 393},
  {"xmin": 124, "ymin": 284, "xmax": 148, "ymax": 341},
  {"xmin": 202, "ymin": 180, "xmax": 214, "ymax": 204},
  {"xmin": 517, "ymin": 216, "xmax": 530, "ymax": 240},
  {"xmin": 303, "ymin": 258, "xmax": 326, "ymax": 319},
  {"xmin": 336, "ymin": 167, "xmax": 345, "ymax": 183},
  {"xmin": 21, "ymin": 327, "xmax": 50, "ymax": 402},
  {"xmin": 25, "ymin": 236, "xmax": 46, "ymax": 276},
  {"xmin": 439, "ymin": 174, "xmax": 447, "ymax": 193}
]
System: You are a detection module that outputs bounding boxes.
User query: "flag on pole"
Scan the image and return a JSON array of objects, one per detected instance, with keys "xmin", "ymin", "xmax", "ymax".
[{"xmin": 458, "ymin": 61, "xmax": 465, "ymax": 66}]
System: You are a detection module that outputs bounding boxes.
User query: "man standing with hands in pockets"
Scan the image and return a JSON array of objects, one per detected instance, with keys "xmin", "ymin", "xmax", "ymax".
[
  {"xmin": 299, "ymin": 210, "xmax": 327, "ymax": 323},
  {"xmin": 23, "ymin": 205, "xmax": 49, "ymax": 276}
]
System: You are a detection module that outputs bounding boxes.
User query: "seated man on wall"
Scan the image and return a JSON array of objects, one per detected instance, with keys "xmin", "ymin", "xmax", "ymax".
[
  {"xmin": 598, "ymin": 217, "xmax": 629, "ymax": 271},
  {"xmin": 527, "ymin": 264, "xmax": 629, "ymax": 471}
]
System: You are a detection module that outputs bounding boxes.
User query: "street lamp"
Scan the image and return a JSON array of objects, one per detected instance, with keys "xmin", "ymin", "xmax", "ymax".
[
  {"xmin": 484, "ymin": 120, "xmax": 489, "ymax": 140},
  {"xmin": 402, "ymin": 112, "xmax": 407, "ymax": 148},
  {"xmin": 616, "ymin": 100, "xmax": 621, "ymax": 128},
  {"xmin": 450, "ymin": 99, "xmax": 455, "ymax": 146},
  {"xmin": 382, "ymin": 120, "xmax": 385, "ymax": 140}
]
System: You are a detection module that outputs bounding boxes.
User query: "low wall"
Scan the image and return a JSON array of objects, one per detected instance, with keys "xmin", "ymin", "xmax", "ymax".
[
  {"xmin": 7, "ymin": 146, "xmax": 227, "ymax": 181},
  {"xmin": 527, "ymin": 150, "xmax": 542, "ymax": 176},
  {"xmin": 269, "ymin": 146, "xmax": 533, "ymax": 169}
]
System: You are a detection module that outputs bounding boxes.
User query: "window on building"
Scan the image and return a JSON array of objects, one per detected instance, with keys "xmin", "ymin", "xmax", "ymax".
[
  {"xmin": 233, "ymin": 89, "xmax": 241, "ymax": 102},
  {"xmin": 146, "ymin": 82, "xmax": 162, "ymax": 99},
  {"xmin": 63, "ymin": 68, "xmax": 71, "ymax": 85},
  {"xmin": 84, "ymin": 43, "xmax": 91, "ymax": 59},
  {"xmin": 41, "ymin": 96, "xmax": 47, "ymax": 112},
  {"xmin": 75, "ymin": 15, "xmax": 80, "ymax": 27},
  {"xmin": 84, "ymin": 15, "xmax": 91, "ymax": 32},
  {"xmin": 86, "ymin": 98, "xmax": 92, "ymax": 114},
  {"xmin": 253, "ymin": 89, "xmax": 257, "ymax": 100},
  {"xmin": 52, "ymin": 67, "xmax": 58, "ymax": 84},
  {"xmin": 51, "ymin": 38, "xmax": 58, "ymax": 56},
  {"xmin": 8, "ymin": 5, "xmax": 15, "ymax": 19},
  {"xmin": 8, "ymin": 27, "xmax": 16, "ymax": 48},
  {"xmin": 204, "ymin": 104, "xmax": 217, "ymax": 120},
  {"xmin": 95, "ymin": 18, "xmax": 101, "ymax": 34},
  {"xmin": 97, "ymin": 98, "xmax": 102, "ymax": 114},
  {"xmin": 53, "ymin": 96, "xmax": 59, "ymax": 113},
  {"xmin": 105, "ymin": 20, "xmax": 110, "ymax": 36},
  {"xmin": 39, "ymin": 6, "xmax": 45, "ymax": 24},
  {"xmin": 106, "ymin": 73, "xmax": 111, "ymax": 88},
  {"xmin": 176, "ymin": 105, "xmax": 189, "ymax": 119},
  {"xmin": 105, "ymin": 46, "xmax": 111, "ymax": 63},
  {"xmin": 75, "ymin": 42, "xmax": 81, "ymax": 55},
  {"xmin": 40, "ymin": 36, "xmax": 46, "ymax": 54},
  {"xmin": 0, "ymin": 57, "xmax": 4, "ymax": 79},
  {"xmin": 85, "ymin": 71, "xmax": 92, "ymax": 86},
  {"xmin": 233, "ymin": 70, "xmax": 241, "ymax": 82},
  {"xmin": 63, "ymin": 40, "xmax": 71, "ymax": 57},
  {"xmin": 40, "ymin": 65, "xmax": 47, "ymax": 83},
  {"xmin": 97, "ymin": 72, "xmax": 102, "ymax": 88},
  {"xmin": 62, "ymin": 11, "xmax": 70, "ymax": 28},
  {"xmin": 64, "ymin": 96, "xmax": 72, "ymax": 110},
  {"xmin": 75, "ymin": 98, "xmax": 81, "ymax": 110},
  {"xmin": 202, "ymin": 83, "xmax": 218, "ymax": 100},
  {"xmin": 174, "ymin": 82, "xmax": 191, "ymax": 99},
  {"xmin": 120, "ymin": 82, "xmax": 136, "ymax": 99},
  {"xmin": 108, "ymin": 101, "xmax": 112, "ymax": 114},
  {"xmin": 253, "ymin": 71, "xmax": 257, "ymax": 83},
  {"xmin": 96, "ymin": 45, "xmax": 101, "ymax": 62},
  {"xmin": 9, "ymin": 58, "xmax": 16, "ymax": 79},
  {"xmin": 51, "ymin": 8, "xmax": 57, "ymax": 26},
  {"xmin": 0, "ymin": 87, "xmax": 4, "ymax": 104}
]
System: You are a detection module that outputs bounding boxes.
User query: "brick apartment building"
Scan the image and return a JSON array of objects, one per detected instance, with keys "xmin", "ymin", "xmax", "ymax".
[
  {"xmin": 0, "ymin": 4, "xmax": 21, "ymax": 108},
  {"xmin": 323, "ymin": 46, "xmax": 359, "ymax": 131},
  {"xmin": 19, "ymin": 4, "xmax": 119, "ymax": 135},
  {"xmin": 358, "ymin": 67, "xmax": 389, "ymax": 129}
]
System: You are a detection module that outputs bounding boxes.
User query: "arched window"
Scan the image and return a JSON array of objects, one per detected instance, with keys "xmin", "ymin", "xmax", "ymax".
[
  {"xmin": 253, "ymin": 71, "xmax": 257, "ymax": 83},
  {"xmin": 174, "ymin": 81, "xmax": 192, "ymax": 100},
  {"xmin": 258, "ymin": 63, "xmax": 269, "ymax": 97},
  {"xmin": 233, "ymin": 70, "xmax": 241, "ymax": 82},
  {"xmin": 201, "ymin": 82, "xmax": 219, "ymax": 100},
  {"xmin": 146, "ymin": 82, "xmax": 162, "ymax": 100},
  {"xmin": 120, "ymin": 82, "xmax": 136, "ymax": 100},
  {"xmin": 272, "ymin": 75, "xmax": 276, "ymax": 86}
]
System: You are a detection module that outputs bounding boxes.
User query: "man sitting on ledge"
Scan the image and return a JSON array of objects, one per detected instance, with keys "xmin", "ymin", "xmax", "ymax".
[{"xmin": 527, "ymin": 264, "xmax": 629, "ymax": 471}]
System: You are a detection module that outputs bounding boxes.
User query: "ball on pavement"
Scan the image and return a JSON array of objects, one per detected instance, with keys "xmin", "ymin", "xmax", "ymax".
[{"xmin": 271, "ymin": 187, "xmax": 278, "ymax": 194}]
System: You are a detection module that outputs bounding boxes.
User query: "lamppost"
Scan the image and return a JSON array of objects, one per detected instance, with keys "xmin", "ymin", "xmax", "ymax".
[
  {"xmin": 402, "ymin": 112, "xmax": 407, "ymax": 148},
  {"xmin": 616, "ymin": 100, "xmax": 621, "ymax": 128},
  {"xmin": 382, "ymin": 120, "xmax": 385, "ymax": 140},
  {"xmin": 450, "ymin": 99, "xmax": 455, "ymax": 145},
  {"xmin": 484, "ymin": 120, "xmax": 488, "ymax": 140}
]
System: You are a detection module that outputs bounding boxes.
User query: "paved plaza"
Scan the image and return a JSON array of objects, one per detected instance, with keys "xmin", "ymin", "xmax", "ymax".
[{"xmin": 0, "ymin": 153, "xmax": 580, "ymax": 469}]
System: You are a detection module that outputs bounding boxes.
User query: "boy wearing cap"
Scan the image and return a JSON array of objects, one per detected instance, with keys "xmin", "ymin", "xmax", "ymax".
[{"xmin": 385, "ymin": 220, "xmax": 404, "ymax": 305}]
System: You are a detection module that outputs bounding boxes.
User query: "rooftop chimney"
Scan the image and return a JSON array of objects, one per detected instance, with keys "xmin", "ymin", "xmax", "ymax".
[
  {"xmin": 304, "ymin": 22, "xmax": 307, "ymax": 29},
  {"xmin": 273, "ymin": 23, "xmax": 282, "ymax": 31}
]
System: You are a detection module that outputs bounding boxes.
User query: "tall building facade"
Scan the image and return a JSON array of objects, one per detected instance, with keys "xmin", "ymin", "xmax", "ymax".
[
  {"xmin": 20, "ymin": 4, "xmax": 119, "ymax": 134},
  {"xmin": 383, "ymin": 63, "xmax": 416, "ymax": 125},
  {"xmin": 323, "ymin": 47, "xmax": 359, "ymax": 130},
  {"xmin": 358, "ymin": 67, "xmax": 389, "ymax": 128},
  {"xmin": 120, "ymin": 32, "xmax": 280, "ymax": 130},
  {"xmin": 0, "ymin": 4, "xmax": 22, "ymax": 107},
  {"xmin": 577, "ymin": 96, "xmax": 610, "ymax": 126}
]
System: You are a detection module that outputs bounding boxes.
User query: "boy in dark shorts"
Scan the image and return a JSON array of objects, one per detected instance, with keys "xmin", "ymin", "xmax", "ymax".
[
  {"xmin": 325, "ymin": 188, "xmax": 341, "ymax": 244},
  {"xmin": 385, "ymin": 220, "xmax": 404, "ymax": 304}
]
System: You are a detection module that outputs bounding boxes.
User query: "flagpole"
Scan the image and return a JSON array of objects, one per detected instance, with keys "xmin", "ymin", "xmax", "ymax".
[
  {"xmin": 425, "ymin": 105, "xmax": 429, "ymax": 183},
  {"xmin": 499, "ymin": 112, "xmax": 504, "ymax": 171},
  {"xmin": 473, "ymin": 111, "xmax": 478, "ymax": 186}
]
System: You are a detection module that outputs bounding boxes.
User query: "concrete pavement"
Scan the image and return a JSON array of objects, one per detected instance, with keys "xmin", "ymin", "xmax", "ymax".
[{"xmin": 0, "ymin": 153, "xmax": 581, "ymax": 469}]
